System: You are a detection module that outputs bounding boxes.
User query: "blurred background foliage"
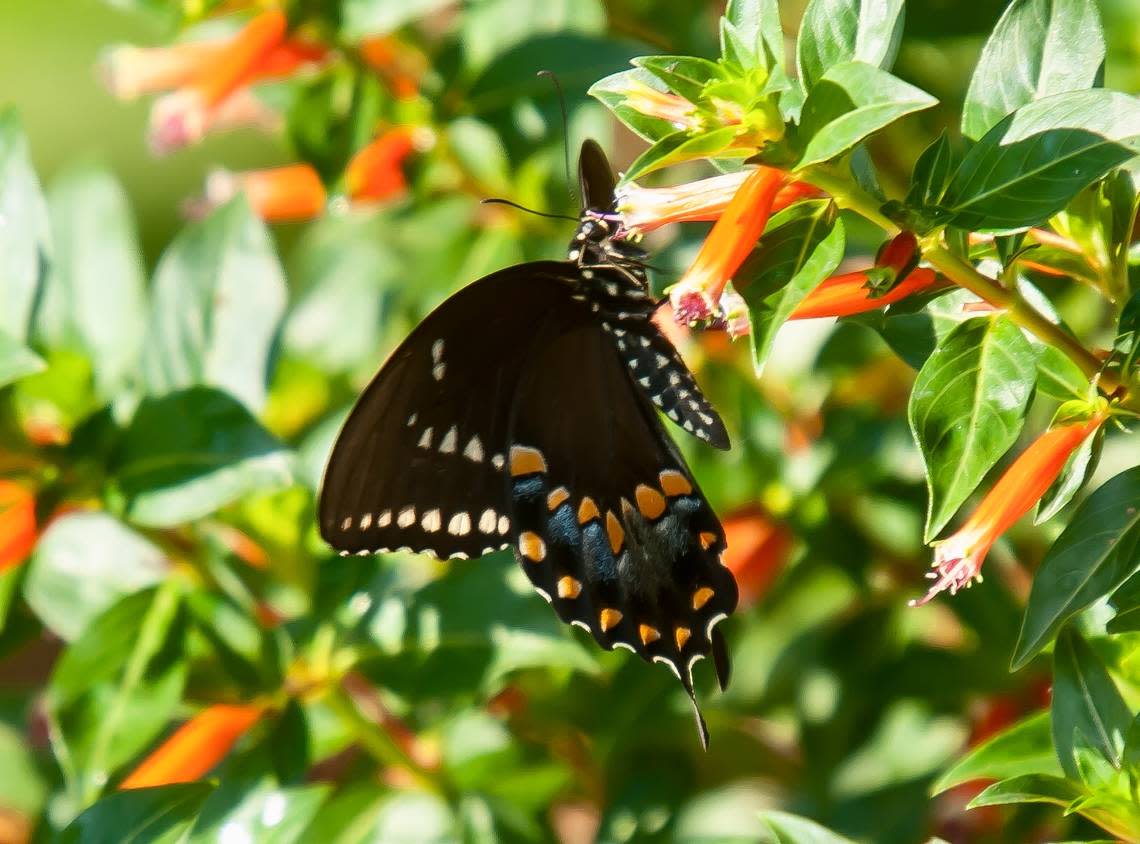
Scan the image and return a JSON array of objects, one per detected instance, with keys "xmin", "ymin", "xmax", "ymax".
[{"xmin": 1, "ymin": 0, "xmax": 1139, "ymax": 842}]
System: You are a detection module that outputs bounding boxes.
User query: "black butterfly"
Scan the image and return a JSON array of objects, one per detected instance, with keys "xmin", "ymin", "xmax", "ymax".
[{"xmin": 319, "ymin": 140, "xmax": 738, "ymax": 746}]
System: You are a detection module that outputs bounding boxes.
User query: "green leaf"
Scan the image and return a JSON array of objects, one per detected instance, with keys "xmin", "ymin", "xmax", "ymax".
[
  {"xmin": 906, "ymin": 129, "xmax": 956, "ymax": 209},
  {"xmin": 284, "ymin": 215, "xmax": 395, "ymax": 375},
  {"xmin": 939, "ymin": 90, "xmax": 1140, "ymax": 231},
  {"xmin": 1034, "ymin": 423, "xmax": 1103, "ymax": 524},
  {"xmin": 339, "ymin": 0, "xmax": 452, "ymax": 38},
  {"xmin": 467, "ymin": 34, "xmax": 642, "ymax": 116},
  {"xmin": 0, "ymin": 722, "xmax": 46, "ymax": 816},
  {"xmin": 1036, "ymin": 344, "xmax": 1091, "ymax": 401},
  {"xmin": 50, "ymin": 589, "xmax": 165, "ymax": 707},
  {"xmin": 1051, "ymin": 626, "xmax": 1132, "ymax": 778},
  {"xmin": 736, "ymin": 200, "xmax": 846, "ymax": 373},
  {"xmin": 795, "ymin": 0, "xmax": 904, "ymax": 92},
  {"xmin": 633, "ymin": 55, "xmax": 722, "ymax": 104},
  {"xmin": 23, "ymin": 512, "xmax": 167, "ymax": 641},
  {"xmin": 961, "ymin": 0, "xmax": 1106, "ymax": 141},
  {"xmin": 115, "ymin": 387, "xmax": 293, "ymax": 527},
  {"xmin": 968, "ymin": 773, "xmax": 1087, "ymax": 808},
  {"xmin": 589, "ymin": 68, "xmax": 682, "ymax": 143},
  {"xmin": 932, "ymin": 712, "xmax": 1062, "ymax": 794},
  {"xmin": 758, "ymin": 810, "xmax": 857, "ymax": 844},
  {"xmin": 60, "ymin": 783, "xmax": 214, "ymax": 844},
  {"xmin": 0, "ymin": 329, "xmax": 44, "ymax": 388},
  {"xmin": 620, "ymin": 127, "xmax": 742, "ymax": 185},
  {"xmin": 1013, "ymin": 467, "xmax": 1140, "ymax": 668},
  {"xmin": 143, "ymin": 197, "xmax": 287, "ymax": 412},
  {"xmin": 723, "ymin": 0, "xmax": 785, "ymax": 71},
  {"xmin": 796, "ymin": 62, "xmax": 937, "ymax": 168},
  {"xmin": 0, "ymin": 108, "xmax": 50, "ymax": 344},
  {"xmin": 460, "ymin": 0, "xmax": 606, "ymax": 73},
  {"xmin": 43, "ymin": 164, "xmax": 147, "ymax": 400},
  {"xmin": 908, "ymin": 316, "xmax": 1038, "ymax": 542},
  {"xmin": 187, "ymin": 783, "xmax": 330, "ymax": 844}
]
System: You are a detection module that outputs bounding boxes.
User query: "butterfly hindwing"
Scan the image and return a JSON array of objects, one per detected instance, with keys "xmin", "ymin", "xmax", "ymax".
[
  {"xmin": 503, "ymin": 315, "xmax": 738, "ymax": 736},
  {"xmin": 319, "ymin": 262, "xmax": 586, "ymax": 560}
]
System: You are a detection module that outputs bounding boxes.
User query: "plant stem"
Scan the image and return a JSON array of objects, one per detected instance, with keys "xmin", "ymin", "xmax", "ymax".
[
  {"xmin": 324, "ymin": 682, "xmax": 445, "ymax": 796},
  {"xmin": 802, "ymin": 164, "xmax": 1133, "ymax": 405}
]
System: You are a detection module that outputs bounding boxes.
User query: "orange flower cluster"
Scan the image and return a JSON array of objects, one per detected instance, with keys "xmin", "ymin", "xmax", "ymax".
[
  {"xmin": 911, "ymin": 411, "xmax": 1108, "ymax": 606},
  {"xmin": 102, "ymin": 11, "xmax": 327, "ymax": 154},
  {"xmin": 201, "ymin": 126, "xmax": 424, "ymax": 222}
]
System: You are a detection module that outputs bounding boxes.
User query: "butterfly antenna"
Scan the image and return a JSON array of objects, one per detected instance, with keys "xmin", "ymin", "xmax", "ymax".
[
  {"xmin": 480, "ymin": 198, "xmax": 577, "ymax": 222},
  {"xmin": 537, "ymin": 69, "xmax": 576, "ymax": 206}
]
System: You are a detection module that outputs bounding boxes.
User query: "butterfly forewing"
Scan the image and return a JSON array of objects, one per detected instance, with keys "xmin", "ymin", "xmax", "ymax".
[{"xmin": 319, "ymin": 263, "xmax": 584, "ymax": 560}]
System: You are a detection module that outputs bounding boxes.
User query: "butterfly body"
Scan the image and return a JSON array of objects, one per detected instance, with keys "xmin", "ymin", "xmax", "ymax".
[{"xmin": 319, "ymin": 141, "xmax": 737, "ymax": 745}]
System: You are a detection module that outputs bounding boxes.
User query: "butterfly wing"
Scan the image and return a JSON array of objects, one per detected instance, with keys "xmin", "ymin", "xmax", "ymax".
[
  {"xmin": 319, "ymin": 262, "xmax": 588, "ymax": 560},
  {"xmin": 502, "ymin": 316, "xmax": 738, "ymax": 745}
]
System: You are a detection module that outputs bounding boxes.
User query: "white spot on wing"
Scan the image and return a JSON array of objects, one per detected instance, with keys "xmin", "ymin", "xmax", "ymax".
[
  {"xmin": 421, "ymin": 509, "xmax": 442, "ymax": 532},
  {"xmin": 406, "ymin": 413, "xmax": 417, "ymax": 427},
  {"xmin": 478, "ymin": 509, "xmax": 497, "ymax": 533},
  {"xmin": 463, "ymin": 435, "xmax": 483, "ymax": 462},
  {"xmin": 448, "ymin": 512, "xmax": 472, "ymax": 536},
  {"xmin": 340, "ymin": 516, "xmax": 352, "ymax": 531},
  {"xmin": 431, "ymin": 339, "xmax": 444, "ymax": 362},
  {"xmin": 359, "ymin": 513, "xmax": 372, "ymax": 530},
  {"xmin": 439, "ymin": 425, "xmax": 458, "ymax": 454},
  {"xmin": 378, "ymin": 510, "xmax": 392, "ymax": 527},
  {"xmin": 492, "ymin": 454, "xmax": 504, "ymax": 470},
  {"xmin": 432, "ymin": 362, "xmax": 446, "ymax": 381},
  {"xmin": 497, "ymin": 515, "xmax": 510, "ymax": 535},
  {"xmin": 397, "ymin": 506, "xmax": 416, "ymax": 528},
  {"xmin": 418, "ymin": 427, "xmax": 433, "ymax": 449}
]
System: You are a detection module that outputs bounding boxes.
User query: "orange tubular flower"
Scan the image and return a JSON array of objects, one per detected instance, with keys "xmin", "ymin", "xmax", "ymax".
[
  {"xmin": 104, "ymin": 37, "xmax": 326, "ymax": 101},
  {"xmin": 0, "ymin": 482, "xmax": 37, "ymax": 572},
  {"xmin": 911, "ymin": 413, "xmax": 1109, "ymax": 606},
  {"xmin": 149, "ymin": 10, "xmax": 288, "ymax": 154},
  {"xmin": 345, "ymin": 127, "xmax": 423, "ymax": 204},
  {"xmin": 721, "ymin": 507, "xmax": 794, "ymax": 608},
  {"xmin": 670, "ymin": 165, "xmax": 788, "ymax": 325},
  {"xmin": 790, "ymin": 268, "xmax": 938, "ymax": 320},
  {"xmin": 204, "ymin": 164, "xmax": 327, "ymax": 222},
  {"xmin": 623, "ymin": 80, "xmax": 701, "ymax": 129},
  {"xmin": 618, "ymin": 172, "xmax": 822, "ymax": 234},
  {"xmin": 119, "ymin": 703, "xmax": 266, "ymax": 789}
]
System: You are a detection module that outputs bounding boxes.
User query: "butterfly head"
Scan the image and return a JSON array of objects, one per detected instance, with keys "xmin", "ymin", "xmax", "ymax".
[{"xmin": 568, "ymin": 213, "xmax": 649, "ymax": 273}]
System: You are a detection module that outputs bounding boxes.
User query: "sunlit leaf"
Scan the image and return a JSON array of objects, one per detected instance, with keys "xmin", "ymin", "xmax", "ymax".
[
  {"xmin": 939, "ymin": 90, "xmax": 1140, "ymax": 231},
  {"xmin": 1050, "ymin": 626, "xmax": 1131, "ymax": 777},
  {"xmin": 796, "ymin": 62, "xmax": 936, "ymax": 168},
  {"xmin": 59, "ymin": 783, "xmax": 214, "ymax": 844},
  {"xmin": 932, "ymin": 712, "xmax": 1062, "ymax": 794},
  {"xmin": 115, "ymin": 387, "xmax": 294, "ymax": 528},
  {"xmin": 908, "ymin": 316, "xmax": 1038, "ymax": 542},
  {"xmin": 143, "ymin": 197, "xmax": 287, "ymax": 413},
  {"xmin": 961, "ymin": 0, "xmax": 1106, "ymax": 140},
  {"xmin": 737, "ymin": 200, "xmax": 845, "ymax": 374},
  {"xmin": 24, "ymin": 512, "xmax": 166, "ymax": 641},
  {"xmin": 796, "ymin": 0, "xmax": 904, "ymax": 91},
  {"xmin": 0, "ymin": 108, "xmax": 49, "ymax": 344},
  {"xmin": 1013, "ymin": 467, "xmax": 1140, "ymax": 667}
]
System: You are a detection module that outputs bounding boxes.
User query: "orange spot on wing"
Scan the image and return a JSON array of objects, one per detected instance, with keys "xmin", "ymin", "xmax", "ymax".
[
  {"xmin": 635, "ymin": 484, "xmax": 666, "ymax": 520},
  {"xmin": 600, "ymin": 608, "xmax": 623, "ymax": 631},
  {"xmin": 659, "ymin": 470, "xmax": 692, "ymax": 497},
  {"xmin": 509, "ymin": 446, "xmax": 547, "ymax": 476},
  {"xmin": 557, "ymin": 576, "xmax": 582, "ymax": 599},
  {"xmin": 699, "ymin": 531, "xmax": 718, "ymax": 550},
  {"xmin": 639, "ymin": 624, "xmax": 661, "ymax": 645},
  {"xmin": 692, "ymin": 587, "xmax": 715, "ymax": 610},
  {"xmin": 674, "ymin": 627, "xmax": 691, "ymax": 650},
  {"xmin": 519, "ymin": 531, "xmax": 546, "ymax": 562},
  {"xmin": 547, "ymin": 487, "xmax": 570, "ymax": 511},
  {"xmin": 578, "ymin": 496, "xmax": 600, "ymax": 524},
  {"xmin": 606, "ymin": 511, "xmax": 624, "ymax": 554}
]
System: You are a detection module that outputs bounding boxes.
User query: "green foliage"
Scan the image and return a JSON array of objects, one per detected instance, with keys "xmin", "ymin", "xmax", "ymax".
[{"xmin": 3, "ymin": 0, "xmax": 1140, "ymax": 841}]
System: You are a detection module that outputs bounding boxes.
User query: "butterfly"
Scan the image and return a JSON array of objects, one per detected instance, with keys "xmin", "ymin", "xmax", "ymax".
[{"xmin": 318, "ymin": 140, "xmax": 738, "ymax": 747}]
